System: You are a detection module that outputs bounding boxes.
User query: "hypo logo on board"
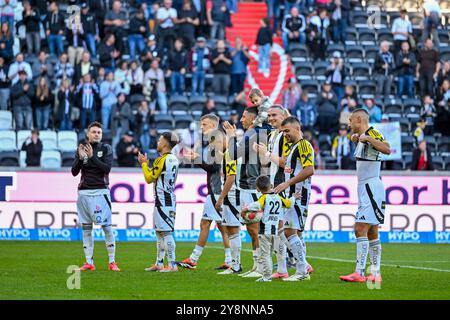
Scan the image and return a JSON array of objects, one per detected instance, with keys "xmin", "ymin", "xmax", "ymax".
[{"xmin": 0, "ymin": 173, "xmax": 16, "ymax": 201}]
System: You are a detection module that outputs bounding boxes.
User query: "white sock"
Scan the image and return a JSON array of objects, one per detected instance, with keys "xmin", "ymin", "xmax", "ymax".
[
  {"xmin": 274, "ymin": 235, "xmax": 287, "ymax": 274},
  {"xmin": 288, "ymin": 234, "xmax": 307, "ymax": 275},
  {"xmin": 190, "ymin": 245, "xmax": 204, "ymax": 263},
  {"xmin": 252, "ymin": 248, "xmax": 260, "ymax": 270},
  {"xmin": 224, "ymin": 248, "xmax": 232, "ymax": 265},
  {"xmin": 229, "ymin": 233, "xmax": 241, "ymax": 271},
  {"xmin": 299, "ymin": 234, "xmax": 309, "ymax": 267},
  {"xmin": 82, "ymin": 224, "xmax": 94, "ymax": 265},
  {"xmin": 102, "ymin": 225, "xmax": 116, "ymax": 264},
  {"xmin": 356, "ymin": 237, "xmax": 369, "ymax": 276},
  {"xmin": 369, "ymin": 239, "xmax": 382, "ymax": 276},
  {"xmin": 163, "ymin": 233, "xmax": 176, "ymax": 268},
  {"xmin": 156, "ymin": 232, "xmax": 165, "ymax": 265}
]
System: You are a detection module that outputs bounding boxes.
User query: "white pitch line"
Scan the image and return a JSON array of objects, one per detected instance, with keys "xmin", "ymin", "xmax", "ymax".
[{"xmin": 209, "ymin": 246, "xmax": 450, "ymax": 273}]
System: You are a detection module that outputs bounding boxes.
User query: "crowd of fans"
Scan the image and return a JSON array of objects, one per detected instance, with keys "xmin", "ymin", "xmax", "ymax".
[{"xmin": 0, "ymin": 0, "xmax": 449, "ymax": 170}]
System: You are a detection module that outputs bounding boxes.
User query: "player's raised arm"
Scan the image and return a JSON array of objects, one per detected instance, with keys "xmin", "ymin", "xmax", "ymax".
[
  {"xmin": 360, "ymin": 129, "xmax": 391, "ymax": 155},
  {"xmin": 140, "ymin": 152, "xmax": 165, "ymax": 184}
]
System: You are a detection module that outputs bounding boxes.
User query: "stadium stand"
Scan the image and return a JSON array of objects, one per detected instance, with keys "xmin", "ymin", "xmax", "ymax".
[{"xmin": 0, "ymin": 0, "xmax": 447, "ymax": 170}]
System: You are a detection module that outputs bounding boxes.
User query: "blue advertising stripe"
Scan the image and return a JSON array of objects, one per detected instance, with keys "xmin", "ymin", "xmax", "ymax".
[{"xmin": 0, "ymin": 229, "xmax": 449, "ymax": 244}]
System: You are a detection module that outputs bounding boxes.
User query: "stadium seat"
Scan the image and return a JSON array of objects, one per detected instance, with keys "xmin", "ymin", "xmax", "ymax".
[
  {"xmin": 39, "ymin": 131, "xmax": 58, "ymax": 150},
  {"xmin": 377, "ymin": 28, "xmax": 394, "ymax": 43},
  {"xmin": 212, "ymin": 95, "xmax": 228, "ymax": 109},
  {"xmin": 358, "ymin": 80, "xmax": 377, "ymax": 98},
  {"xmin": 384, "ymin": 98, "xmax": 403, "ymax": 114},
  {"xmin": 40, "ymin": 150, "xmax": 62, "ymax": 168},
  {"xmin": 174, "ymin": 115, "xmax": 193, "ymax": 129},
  {"xmin": 346, "ymin": 45, "xmax": 365, "ymax": 63},
  {"xmin": 154, "ymin": 114, "xmax": 174, "ymax": 131},
  {"xmin": 288, "ymin": 43, "xmax": 309, "ymax": 62},
  {"xmin": 353, "ymin": 12, "xmax": 369, "ymax": 28},
  {"xmin": 169, "ymin": 95, "xmax": 189, "ymax": 115},
  {"xmin": 363, "ymin": 45, "xmax": 380, "ymax": 63},
  {"xmin": 387, "ymin": 113, "xmax": 402, "ymax": 122},
  {"xmin": 424, "ymin": 136, "xmax": 437, "ymax": 151},
  {"xmin": 189, "ymin": 95, "xmax": 207, "ymax": 116},
  {"xmin": 391, "ymin": 160, "xmax": 404, "ymax": 170},
  {"xmin": 351, "ymin": 63, "xmax": 371, "ymax": 80},
  {"xmin": 0, "ymin": 130, "xmax": 17, "ymax": 151},
  {"xmin": 404, "ymin": 0, "xmax": 419, "ymax": 12},
  {"xmin": 444, "ymin": 157, "xmax": 450, "ymax": 170},
  {"xmin": 432, "ymin": 155, "xmax": 444, "ymax": 170},
  {"xmin": 326, "ymin": 44, "xmax": 345, "ymax": 58},
  {"xmin": 19, "ymin": 150, "xmax": 26, "ymax": 167},
  {"xmin": 387, "ymin": 11, "xmax": 401, "ymax": 23},
  {"xmin": 384, "ymin": 0, "xmax": 399, "ymax": 12},
  {"xmin": 16, "ymin": 130, "xmax": 31, "ymax": 150},
  {"xmin": 401, "ymin": 136, "xmax": 416, "ymax": 152},
  {"xmin": 0, "ymin": 110, "xmax": 12, "ymax": 130},
  {"xmin": 0, "ymin": 151, "xmax": 19, "ymax": 166},
  {"xmin": 318, "ymin": 134, "xmax": 332, "ymax": 151},
  {"xmin": 294, "ymin": 62, "xmax": 314, "ymax": 80},
  {"xmin": 358, "ymin": 28, "xmax": 377, "ymax": 45},
  {"xmin": 399, "ymin": 118, "xmax": 410, "ymax": 132},
  {"xmin": 300, "ymin": 80, "xmax": 319, "ymax": 95},
  {"xmin": 323, "ymin": 156, "xmax": 338, "ymax": 169},
  {"xmin": 57, "ymin": 131, "xmax": 78, "ymax": 153},
  {"xmin": 438, "ymin": 29, "xmax": 450, "ymax": 45},
  {"xmin": 313, "ymin": 61, "xmax": 328, "ymax": 81},
  {"xmin": 403, "ymin": 98, "xmax": 422, "ymax": 110},
  {"xmin": 345, "ymin": 27, "xmax": 358, "ymax": 45},
  {"xmin": 129, "ymin": 94, "xmax": 145, "ymax": 106},
  {"xmin": 438, "ymin": 137, "xmax": 450, "ymax": 153},
  {"xmin": 61, "ymin": 152, "xmax": 75, "ymax": 167},
  {"xmin": 440, "ymin": 47, "xmax": 450, "ymax": 61}
]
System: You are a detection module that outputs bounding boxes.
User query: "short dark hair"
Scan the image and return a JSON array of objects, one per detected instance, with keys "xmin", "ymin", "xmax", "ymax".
[
  {"xmin": 88, "ymin": 121, "xmax": 103, "ymax": 130},
  {"xmin": 351, "ymin": 108, "xmax": 369, "ymax": 116},
  {"xmin": 281, "ymin": 116, "xmax": 301, "ymax": 127},
  {"xmin": 245, "ymin": 107, "xmax": 258, "ymax": 116},
  {"xmin": 200, "ymin": 114, "xmax": 220, "ymax": 124},
  {"xmin": 31, "ymin": 128, "xmax": 39, "ymax": 136},
  {"xmin": 256, "ymin": 175, "xmax": 271, "ymax": 192},
  {"xmin": 161, "ymin": 131, "xmax": 179, "ymax": 149}
]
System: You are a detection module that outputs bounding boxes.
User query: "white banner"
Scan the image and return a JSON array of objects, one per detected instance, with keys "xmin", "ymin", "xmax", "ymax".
[{"xmin": 371, "ymin": 121, "xmax": 402, "ymax": 160}]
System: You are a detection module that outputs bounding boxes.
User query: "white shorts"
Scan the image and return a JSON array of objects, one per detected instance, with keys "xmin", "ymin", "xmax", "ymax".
[
  {"xmin": 77, "ymin": 190, "xmax": 112, "ymax": 226},
  {"xmin": 356, "ymin": 177, "xmax": 386, "ymax": 225},
  {"xmin": 202, "ymin": 194, "xmax": 222, "ymax": 222},
  {"xmin": 154, "ymin": 206, "xmax": 176, "ymax": 232},
  {"xmin": 283, "ymin": 201, "xmax": 308, "ymax": 232},
  {"xmin": 221, "ymin": 193, "xmax": 242, "ymax": 227}
]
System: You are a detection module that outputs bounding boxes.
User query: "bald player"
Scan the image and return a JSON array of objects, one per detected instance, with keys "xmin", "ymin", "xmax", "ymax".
[{"xmin": 340, "ymin": 108, "xmax": 390, "ymax": 283}]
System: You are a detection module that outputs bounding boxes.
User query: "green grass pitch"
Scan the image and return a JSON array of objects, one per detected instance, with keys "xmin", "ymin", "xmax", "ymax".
[{"xmin": 0, "ymin": 241, "xmax": 449, "ymax": 300}]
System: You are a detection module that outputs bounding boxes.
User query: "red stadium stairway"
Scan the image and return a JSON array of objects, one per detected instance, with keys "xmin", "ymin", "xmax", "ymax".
[{"xmin": 226, "ymin": 2, "xmax": 294, "ymax": 104}]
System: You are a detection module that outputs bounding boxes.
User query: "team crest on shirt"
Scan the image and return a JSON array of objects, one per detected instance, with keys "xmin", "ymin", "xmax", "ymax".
[{"xmin": 97, "ymin": 151, "xmax": 103, "ymax": 157}]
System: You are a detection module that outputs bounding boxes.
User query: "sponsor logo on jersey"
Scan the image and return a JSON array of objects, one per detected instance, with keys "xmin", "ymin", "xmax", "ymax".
[{"xmin": 97, "ymin": 151, "xmax": 103, "ymax": 157}]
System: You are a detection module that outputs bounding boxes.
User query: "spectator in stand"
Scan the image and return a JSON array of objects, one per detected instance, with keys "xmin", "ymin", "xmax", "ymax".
[
  {"xmin": 0, "ymin": 0, "xmax": 16, "ymax": 30},
  {"xmin": 282, "ymin": 77, "xmax": 301, "ymax": 112},
  {"xmin": 57, "ymin": 78, "xmax": 75, "ymax": 130},
  {"xmin": 33, "ymin": 76, "xmax": 53, "ymax": 130},
  {"xmin": 80, "ymin": 2, "xmax": 99, "ymax": 57},
  {"xmin": 331, "ymin": 124, "xmax": 354, "ymax": 170},
  {"xmin": 362, "ymin": 98, "xmax": 382, "ymax": 123},
  {"xmin": 281, "ymin": 6, "xmax": 306, "ymax": 51},
  {"xmin": 177, "ymin": 0, "xmax": 199, "ymax": 50},
  {"xmin": 74, "ymin": 51, "xmax": 97, "ymax": 85},
  {"xmin": 308, "ymin": 8, "xmax": 330, "ymax": 61},
  {"xmin": 230, "ymin": 37, "xmax": 250, "ymax": 94},
  {"xmin": 0, "ymin": 21, "xmax": 13, "ymax": 63},
  {"xmin": 114, "ymin": 60, "xmax": 132, "ymax": 95},
  {"xmin": 89, "ymin": 0, "xmax": 107, "ymax": 38},
  {"xmin": 31, "ymin": 50, "xmax": 54, "ymax": 85},
  {"xmin": 66, "ymin": 10, "xmax": 85, "ymax": 66},
  {"xmin": 211, "ymin": 39, "xmax": 232, "ymax": 96},
  {"xmin": 96, "ymin": 67, "xmax": 105, "ymax": 85},
  {"xmin": 231, "ymin": 88, "xmax": 247, "ymax": 116},
  {"xmin": 167, "ymin": 38, "xmax": 188, "ymax": 96},
  {"xmin": 143, "ymin": 34, "xmax": 164, "ymax": 64},
  {"xmin": 8, "ymin": 53, "xmax": 33, "ymax": 85},
  {"xmin": 144, "ymin": 58, "xmax": 168, "ymax": 113},
  {"xmin": 421, "ymin": 0, "xmax": 441, "ymax": 48},
  {"xmin": 325, "ymin": 51, "xmax": 346, "ymax": 104},
  {"xmin": 129, "ymin": 60, "xmax": 144, "ymax": 95},
  {"xmin": 111, "ymin": 92, "xmax": 133, "ymax": 152},
  {"xmin": 148, "ymin": 126, "xmax": 159, "ymax": 150},
  {"xmin": 436, "ymin": 98, "xmax": 450, "ymax": 136},
  {"xmin": 396, "ymin": 41, "xmax": 416, "ymax": 98},
  {"xmin": 202, "ymin": 98, "xmax": 217, "ymax": 115},
  {"xmin": 417, "ymin": 38, "xmax": 440, "ymax": 97},
  {"xmin": 156, "ymin": 0, "xmax": 178, "ymax": 50},
  {"xmin": 230, "ymin": 109, "xmax": 244, "ymax": 130},
  {"xmin": 208, "ymin": 0, "xmax": 230, "ymax": 40},
  {"xmin": 412, "ymin": 140, "xmax": 434, "ymax": 171},
  {"xmin": 54, "ymin": 53, "xmax": 75, "ymax": 88},
  {"xmin": 100, "ymin": 71, "xmax": 121, "ymax": 132},
  {"xmin": 316, "ymin": 82, "xmax": 338, "ymax": 134},
  {"xmin": 294, "ymin": 90, "xmax": 317, "ymax": 132},
  {"xmin": 420, "ymin": 95, "xmax": 437, "ymax": 135},
  {"xmin": 303, "ymin": 128, "xmax": 322, "ymax": 169},
  {"xmin": 255, "ymin": 18, "xmax": 272, "ymax": 78},
  {"xmin": 76, "ymin": 73, "xmax": 99, "ymax": 130},
  {"xmin": 339, "ymin": 84, "xmax": 357, "ymax": 125},
  {"xmin": 22, "ymin": 0, "xmax": 41, "ymax": 56},
  {"xmin": 330, "ymin": 0, "xmax": 350, "ymax": 45},
  {"xmin": 190, "ymin": 36, "xmax": 210, "ymax": 96},
  {"xmin": 437, "ymin": 61, "xmax": 450, "ymax": 87},
  {"xmin": 391, "ymin": 9, "xmax": 412, "ymax": 54},
  {"xmin": 104, "ymin": 0, "xmax": 128, "ymax": 53},
  {"xmin": 11, "ymin": 70, "xmax": 34, "ymax": 130},
  {"xmin": 128, "ymin": 9, "xmax": 148, "ymax": 59},
  {"xmin": 134, "ymin": 100, "xmax": 154, "ymax": 154},
  {"xmin": 117, "ymin": 130, "xmax": 140, "ymax": 167},
  {"xmin": 266, "ymin": 0, "xmax": 280, "ymax": 35},
  {"xmin": 374, "ymin": 41, "xmax": 395, "ymax": 98},
  {"xmin": 21, "ymin": 129, "xmax": 43, "ymax": 167},
  {"xmin": 413, "ymin": 118, "xmax": 426, "ymax": 143},
  {"xmin": 98, "ymin": 33, "xmax": 121, "ymax": 73},
  {"xmin": 437, "ymin": 79, "xmax": 450, "ymax": 107},
  {"xmin": 0, "ymin": 56, "xmax": 10, "ymax": 110},
  {"xmin": 45, "ymin": 1, "xmax": 65, "ymax": 57}
]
